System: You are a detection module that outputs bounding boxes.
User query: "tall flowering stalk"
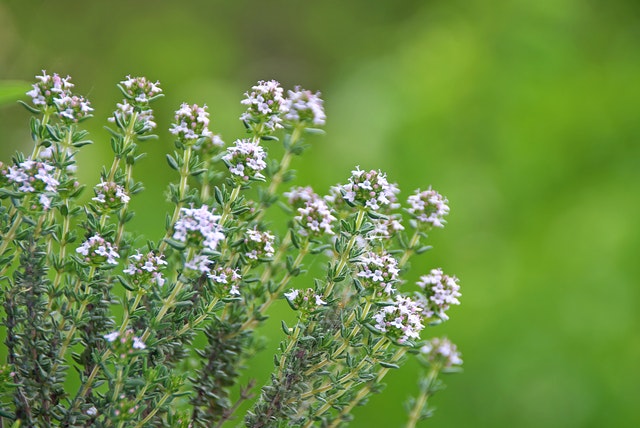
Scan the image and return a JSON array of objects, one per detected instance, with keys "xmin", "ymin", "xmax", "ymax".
[{"xmin": 0, "ymin": 72, "xmax": 464, "ymax": 427}]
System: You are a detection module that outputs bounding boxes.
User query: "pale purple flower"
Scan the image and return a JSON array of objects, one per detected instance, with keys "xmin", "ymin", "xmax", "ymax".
[
  {"xmin": 340, "ymin": 166, "xmax": 397, "ymax": 211},
  {"xmin": 104, "ymin": 331, "xmax": 120, "ymax": 342},
  {"xmin": 222, "ymin": 139, "xmax": 267, "ymax": 182},
  {"xmin": 76, "ymin": 234, "xmax": 120, "ymax": 265},
  {"xmin": 169, "ymin": 103, "xmax": 214, "ymax": 143},
  {"xmin": 26, "ymin": 70, "xmax": 74, "ymax": 108},
  {"xmin": 92, "ymin": 181, "xmax": 130, "ymax": 210},
  {"xmin": 132, "ymin": 336, "xmax": 146, "ymax": 350},
  {"xmin": 368, "ymin": 215, "xmax": 404, "ymax": 240},
  {"xmin": 118, "ymin": 75, "xmax": 162, "ymax": 105},
  {"xmin": 284, "ymin": 86, "xmax": 326, "ymax": 127},
  {"xmin": 420, "ymin": 337, "xmax": 463, "ymax": 368},
  {"xmin": 407, "ymin": 188, "xmax": 450, "ymax": 228},
  {"xmin": 356, "ymin": 251, "xmax": 400, "ymax": 296},
  {"xmin": 240, "ymin": 80, "xmax": 288, "ymax": 132},
  {"xmin": 184, "ymin": 253, "xmax": 213, "ymax": 274},
  {"xmin": 123, "ymin": 251, "xmax": 167, "ymax": 287},
  {"xmin": 373, "ymin": 295, "xmax": 425, "ymax": 344},
  {"xmin": 208, "ymin": 265, "xmax": 242, "ymax": 296},
  {"xmin": 416, "ymin": 268, "xmax": 461, "ymax": 321},
  {"xmin": 295, "ymin": 198, "xmax": 336, "ymax": 237},
  {"xmin": 172, "ymin": 205, "xmax": 225, "ymax": 252},
  {"xmin": 243, "ymin": 227, "xmax": 275, "ymax": 261},
  {"xmin": 54, "ymin": 94, "xmax": 93, "ymax": 122},
  {"xmin": 284, "ymin": 186, "xmax": 318, "ymax": 209},
  {"xmin": 285, "ymin": 288, "xmax": 326, "ymax": 312}
]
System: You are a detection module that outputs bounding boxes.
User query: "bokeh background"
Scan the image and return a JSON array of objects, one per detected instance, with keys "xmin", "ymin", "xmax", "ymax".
[{"xmin": 1, "ymin": 0, "xmax": 639, "ymax": 426}]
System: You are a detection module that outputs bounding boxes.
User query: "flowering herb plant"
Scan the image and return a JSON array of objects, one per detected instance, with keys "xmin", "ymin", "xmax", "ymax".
[{"xmin": 0, "ymin": 72, "xmax": 463, "ymax": 427}]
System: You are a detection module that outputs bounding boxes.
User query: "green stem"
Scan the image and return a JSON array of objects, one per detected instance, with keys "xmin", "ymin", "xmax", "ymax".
[
  {"xmin": 159, "ymin": 145, "xmax": 193, "ymax": 253},
  {"xmin": 406, "ymin": 365, "xmax": 441, "ymax": 428}
]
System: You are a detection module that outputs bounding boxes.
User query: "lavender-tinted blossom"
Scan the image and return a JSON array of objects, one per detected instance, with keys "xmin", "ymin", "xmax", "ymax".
[
  {"xmin": 243, "ymin": 227, "xmax": 275, "ymax": 261},
  {"xmin": 368, "ymin": 215, "xmax": 404, "ymax": 240},
  {"xmin": 208, "ymin": 265, "xmax": 242, "ymax": 296},
  {"xmin": 92, "ymin": 181, "xmax": 130, "ymax": 210},
  {"xmin": 284, "ymin": 288, "xmax": 327, "ymax": 312},
  {"xmin": 169, "ymin": 103, "xmax": 214, "ymax": 143},
  {"xmin": 240, "ymin": 80, "xmax": 288, "ymax": 132},
  {"xmin": 108, "ymin": 101, "xmax": 157, "ymax": 132},
  {"xmin": 118, "ymin": 75, "xmax": 162, "ymax": 105},
  {"xmin": 132, "ymin": 337, "xmax": 146, "ymax": 350},
  {"xmin": 407, "ymin": 188, "xmax": 450, "ymax": 228},
  {"xmin": 295, "ymin": 198, "xmax": 336, "ymax": 237},
  {"xmin": 340, "ymin": 167, "xmax": 397, "ymax": 211},
  {"xmin": 416, "ymin": 268, "xmax": 461, "ymax": 321},
  {"xmin": 356, "ymin": 251, "xmax": 400, "ymax": 296},
  {"xmin": 54, "ymin": 94, "xmax": 93, "ymax": 122},
  {"xmin": 284, "ymin": 86, "xmax": 326, "ymax": 127},
  {"xmin": 104, "ymin": 331, "xmax": 119, "ymax": 342},
  {"xmin": 284, "ymin": 185, "xmax": 318, "ymax": 209},
  {"xmin": 373, "ymin": 295, "xmax": 425, "ymax": 344},
  {"xmin": 76, "ymin": 234, "xmax": 120, "ymax": 266},
  {"xmin": 3, "ymin": 159, "xmax": 59, "ymax": 210},
  {"xmin": 420, "ymin": 337, "xmax": 463, "ymax": 368},
  {"xmin": 123, "ymin": 251, "xmax": 167, "ymax": 287},
  {"xmin": 26, "ymin": 70, "xmax": 74, "ymax": 108},
  {"xmin": 173, "ymin": 205, "xmax": 224, "ymax": 252},
  {"xmin": 184, "ymin": 253, "xmax": 213, "ymax": 274},
  {"xmin": 222, "ymin": 139, "xmax": 267, "ymax": 182}
]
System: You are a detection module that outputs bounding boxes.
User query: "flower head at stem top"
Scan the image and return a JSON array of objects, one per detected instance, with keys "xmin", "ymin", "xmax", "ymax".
[
  {"xmin": 208, "ymin": 265, "xmax": 242, "ymax": 297},
  {"xmin": 294, "ymin": 197, "xmax": 337, "ymax": 238},
  {"xmin": 240, "ymin": 79, "xmax": 288, "ymax": 135},
  {"xmin": 420, "ymin": 337, "xmax": 463, "ymax": 369},
  {"xmin": 416, "ymin": 268, "xmax": 461, "ymax": 321},
  {"xmin": 76, "ymin": 234, "xmax": 120, "ymax": 266},
  {"xmin": 172, "ymin": 205, "xmax": 225, "ymax": 253},
  {"xmin": 373, "ymin": 294, "xmax": 425, "ymax": 344},
  {"xmin": 407, "ymin": 187, "xmax": 450, "ymax": 229},
  {"xmin": 92, "ymin": 181, "xmax": 130, "ymax": 212},
  {"xmin": 123, "ymin": 251, "xmax": 168, "ymax": 288},
  {"xmin": 340, "ymin": 166, "xmax": 398, "ymax": 212},
  {"xmin": 284, "ymin": 86, "xmax": 326, "ymax": 128},
  {"xmin": 222, "ymin": 139, "xmax": 267, "ymax": 183},
  {"xmin": 284, "ymin": 288, "xmax": 327, "ymax": 314},
  {"xmin": 3, "ymin": 159, "xmax": 60, "ymax": 210},
  {"xmin": 26, "ymin": 70, "xmax": 74, "ymax": 109},
  {"xmin": 356, "ymin": 250, "xmax": 401, "ymax": 297},
  {"xmin": 243, "ymin": 227, "xmax": 275, "ymax": 262},
  {"xmin": 117, "ymin": 75, "xmax": 163, "ymax": 106},
  {"xmin": 169, "ymin": 103, "xmax": 214, "ymax": 146}
]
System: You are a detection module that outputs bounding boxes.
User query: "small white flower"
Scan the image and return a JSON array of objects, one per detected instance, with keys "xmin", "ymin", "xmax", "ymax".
[
  {"xmin": 104, "ymin": 331, "xmax": 120, "ymax": 342},
  {"xmin": 132, "ymin": 337, "xmax": 146, "ymax": 350}
]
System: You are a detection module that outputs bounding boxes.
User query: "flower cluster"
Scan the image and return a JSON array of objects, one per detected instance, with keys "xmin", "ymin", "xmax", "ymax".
[
  {"xmin": 243, "ymin": 227, "xmax": 275, "ymax": 261},
  {"xmin": 420, "ymin": 337, "xmax": 463, "ymax": 368},
  {"xmin": 284, "ymin": 288, "xmax": 326, "ymax": 313},
  {"xmin": 240, "ymin": 80, "xmax": 288, "ymax": 132},
  {"xmin": 208, "ymin": 265, "xmax": 242, "ymax": 296},
  {"xmin": 26, "ymin": 70, "xmax": 93, "ymax": 122},
  {"xmin": 284, "ymin": 86, "xmax": 326, "ymax": 127},
  {"xmin": 123, "ymin": 251, "xmax": 168, "ymax": 288},
  {"xmin": 104, "ymin": 329, "xmax": 146, "ymax": 357},
  {"xmin": 173, "ymin": 205, "xmax": 225, "ymax": 252},
  {"xmin": 3, "ymin": 159, "xmax": 59, "ymax": 210},
  {"xmin": 118, "ymin": 75, "xmax": 162, "ymax": 105},
  {"xmin": 92, "ymin": 181, "xmax": 130, "ymax": 210},
  {"xmin": 340, "ymin": 166, "xmax": 398, "ymax": 211},
  {"xmin": 222, "ymin": 139, "xmax": 267, "ymax": 182},
  {"xmin": 284, "ymin": 185, "xmax": 318, "ymax": 209},
  {"xmin": 26, "ymin": 70, "xmax": 74, "ymax": 108},
  {"xmin": 368, "ymin": 215, "xmax": 405, "ymax": 240},
  {"xmin": 169, "ymin": 103, "xmax": 214, "ymax": 144},
  {"xmin": 294, "ymin": 198, "xmax": 336, "ymax": 237},
  {"xmin": 373, "ymin": 295, "xmax": 425, "ymax": 344},
  {"xmin": 184, "ymin": 253, "xmax": 213, "ymax": 274},
  {"xmin": 75, "ymin": 234, "xmax": 120, "ymax": 265},
  {"xmin": 356, "ymin": 251, "xmax": 401, "ymax": 296},
  {"xmin": 416, "ymin": 268, "xmax": 461, "ymax": 321},
  {"xmin": 407, "ymin": 187, "xmax": 450, "ymax": 228},
  {"xmin": 54, "ymin": 93, "xmax": 93, "ymax": 123}
]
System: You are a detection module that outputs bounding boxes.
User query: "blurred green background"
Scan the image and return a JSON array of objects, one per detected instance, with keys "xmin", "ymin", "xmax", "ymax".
[{"xmin": 1, "ymin": 0, "xmax": 639, "ymax": 426}]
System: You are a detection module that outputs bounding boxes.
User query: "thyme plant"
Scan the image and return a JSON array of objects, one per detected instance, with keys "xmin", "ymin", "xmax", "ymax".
[{"xmin": 0, "ymin": 71, "xmax": 463, "ymax": 427}]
